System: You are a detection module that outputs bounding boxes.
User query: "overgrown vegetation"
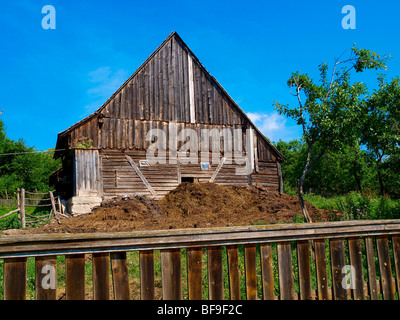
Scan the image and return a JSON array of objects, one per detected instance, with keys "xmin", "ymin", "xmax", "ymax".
[
  {"xmin": 0, "ymin": 119, "xmax": 61, "ymax": 196},
  {"xmin": 275, "ymin": 139, "xmax": 400, "ymax": 221},
  {"xmin": 273, "ymin": 45, "xmax": 399, "ymax": 221}
]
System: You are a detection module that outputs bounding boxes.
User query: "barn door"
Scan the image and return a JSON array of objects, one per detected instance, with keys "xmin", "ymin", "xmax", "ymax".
[{"xmin": 73, "ymin": 149, "xmax": 103, "ymax": 197}]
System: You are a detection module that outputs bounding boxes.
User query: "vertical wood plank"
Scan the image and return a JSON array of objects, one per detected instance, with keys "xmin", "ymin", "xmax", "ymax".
[
  {"xmin": 20, "ymin": 188, "xmax": 26, "ymax": 228},
  {"xmin": 277, "ymin": 241, "xmax": 295, "ymax": 300},
  {"xmin": 244, "ymin": 244, "xmax": 257, "ymax": 300},
  {"xmin": 188, "ymin": 54, "xmax": 196, "ymax": 124},
  {"xmin": 4, "ymin": 257, "xmax": 27, "ymax": 300},
  {"xmin": 49, "ymin": 191, "xmax": 57, "ymax": 219},
  {"xmin": 365, "ymin": 236, "xmax": 379, "ymax": 300},
  {"xmin": 187, "ymin": 247, "xmax": 203, "ymax": 300},
  {"xmin": 348, "ymin": 237, "xmax": 365, "ymax": 300},
  {"xmin": 376, "ymin": 236, "xmax": 395, "ymax": 300},
  {"xmin": 161, "ymin": 248, "xmax": 182, "ymax": 300},
  {"xmin": 110, "ymin": 252, "xmax": 130, "ymax": 300},
  {"xmin": 226, "ymin": 245, "xmax": 241, "ymax": 300},
  {"xmin": 260, "ymin": 243, "xmax": 275, "ymax": 300},
  {"xmin": 392, "ymin": 235, "xmax": 400, "ymax": 297},
  {"xmin": 92, "ymin": 252, "xmax": 110, "ymax": 300},
  {"xmin": 140, "ymin": 250, "xmax": 155, "ymax": 300},
  {"xmin": 314, "ymin": 239, "xmax": 330, "ymax": 300},
  {"xmin": 208, "ymin": 246, "xmax": 224, "ymax": 300},
  {"xmin": 35, "ymin": 256, "xmax": 57, "ymax": 300},
  {"xmin": 329, "ymin": 239, "xmax": 347, "ymax": 300},
  {"xmin": 297, "ymin": 240, "xmax": 313, "ymax": 300},
  {"xmin": 65, "ymin": 254, "xmax": 85, "ymax": 300}
]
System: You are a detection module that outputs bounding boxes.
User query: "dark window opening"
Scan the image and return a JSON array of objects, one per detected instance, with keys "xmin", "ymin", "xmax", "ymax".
[{"xmin": 181, "ymin": 177, "xmax": 195, "ymax": 183}]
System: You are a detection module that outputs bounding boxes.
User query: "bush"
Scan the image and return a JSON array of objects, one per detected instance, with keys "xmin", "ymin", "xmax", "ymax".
[{"xmin": 304, "ymin": 191, "xmax": 400, "ymax": 221}]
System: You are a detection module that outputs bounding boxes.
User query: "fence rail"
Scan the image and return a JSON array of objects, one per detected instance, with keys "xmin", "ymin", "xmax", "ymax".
[
  {"xmin": 1, "ymin": 219, "xmax": 400, "ymax": 300},
  {"xmin": 0, "ymin": 189, "xmax": 63, "ymax": 228}
]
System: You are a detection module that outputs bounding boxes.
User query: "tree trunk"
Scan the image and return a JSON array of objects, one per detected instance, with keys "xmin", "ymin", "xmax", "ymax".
[
  {"xmin": 298, "ymin": 147, "xmax": 313, "ymax": 224},
  {"xmin": 377, "ymin": 169, "xmax": 384, "ymax": 195},
  {"xmin": 298, "ymin": 179, "xmax": 313, "ymax": 223},
  {"xmin": 377, "ymin": 156, "xmax": 385, "ymax": 195},
  {"xmin": 352, "ymin": 160, "xmax": 363, "ymax": 193}
]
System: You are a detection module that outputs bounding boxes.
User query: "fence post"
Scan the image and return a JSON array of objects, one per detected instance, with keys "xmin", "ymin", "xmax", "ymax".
[
  {"xmin": 49, "ymin": 191, "xmax": 57, "ymax": 218},
  {"xmin": 17, "ymin": 188, "xmax": 20, "ymax": 211},
  {"xmin": 20, "ymin": 188, "xmax": 26, "ymax": 228}
]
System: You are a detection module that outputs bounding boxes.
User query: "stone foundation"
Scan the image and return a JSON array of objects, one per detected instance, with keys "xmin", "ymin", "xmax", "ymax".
[{"xmin": 66, "ymin": 196, "xmax": 102, "ymax": 216}]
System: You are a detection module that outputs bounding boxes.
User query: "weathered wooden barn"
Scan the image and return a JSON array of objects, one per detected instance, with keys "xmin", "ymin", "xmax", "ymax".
[{"xmin": 53, "ymin": 32, "xmax": 284, "ymax": 214}]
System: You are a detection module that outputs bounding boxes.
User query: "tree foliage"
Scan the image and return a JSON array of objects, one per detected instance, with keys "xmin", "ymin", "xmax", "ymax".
[
  {"xmin": 273, "ymin": 46, "xmax": 391, "ymax": 221},
  {"xmin": 0, "ymin": 119, "xmax": 61, "ymax": 197},
  {"xmin": 360, "ymin": 76, "xmax": 400, "ymax": 194}
]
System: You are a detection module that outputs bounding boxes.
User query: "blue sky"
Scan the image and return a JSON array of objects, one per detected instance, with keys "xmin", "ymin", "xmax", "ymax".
[{"xmin": 0, "ymin": 0, "xmax": 399, "ymax": 151}]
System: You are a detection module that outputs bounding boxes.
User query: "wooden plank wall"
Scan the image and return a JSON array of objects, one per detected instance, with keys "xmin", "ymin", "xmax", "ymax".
[
  {"xmin": 101, "ymin": 149, "xmax": 279, "ymax": 198},
  {"xmin": 67, "ymin": 34, "xmax": 280, "ymax": 163},
  {"xmin": 73, "ymin": 149, "xmax": 102, "ymax": 197}
]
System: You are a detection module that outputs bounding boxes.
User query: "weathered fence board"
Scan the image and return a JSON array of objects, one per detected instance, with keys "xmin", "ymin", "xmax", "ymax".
[
  {"xmin": 1, "ymin": 219, "xmax": 400, "ymax": 300},
  {"xmin": 330, "ymin": 238, "xmax": 347, "ymax": 300},
  {"xmin": 35, "ymin": 255, "xmax": 57, "ymax": 300},
  {"xmin": 187, "ymin": 247, "xmax": 203, "ymax": 300},
  {"xmin": 3, "ymin": 257, "xmax": 27, "ymax": 300},
  {"xmin": 207, "ymin": 246, "xmax": 224, "ymax": 300},
  {"xmin": 314, "ymin": 239, "xmax": 330, "ymax": 300},
  {"xmin": 93, "ymin": 252, "xmax": 110, "ymax": 300},
  {"xmin": 161, "ymin": 248, "xmax": 181, "ymax": 300},
  {"xmin": 365, "ymin": 236, "xmax": 379, "ymax": 300},
  {"xmin": 139, "ymin": 250, "xmax": 155, "ymax": 300},
  {"xmin": 65, "ymin": 254, "xmax": 85, "ymax": 300},
  {"xmin": 348, "ymin": 237, "xmax": 365, "ymax": 300},
  {"xmin": 244, "ymin": 244, "xmax": 257, "ymax": 300},
  {"xmin": 376, "ymin": 235, "xmax": 395, "ymax": 300},
  {"xmin": 260, "ymin": 243, "xmax": 275, "ymax": 300},
  {"xmin": 393, "ymin": 235, "xmax": 400, "ymax": 295},
  {"xmin": 110, "ymin": 252, "xmax": 130, "ymax": 300},
  {"xmin": 226, "ymin": 245, "xmax": 241, "ymax": 300},
  {"xmin": 297, "ymin": 240, "xmax": 313, "ymax": 300},
  {"xmin": 277, "ymin": 241, "xmax": 295, "ymax": 300}
]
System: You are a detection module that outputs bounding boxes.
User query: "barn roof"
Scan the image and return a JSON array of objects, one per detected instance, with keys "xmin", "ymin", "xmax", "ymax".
[{"xmin": 56, "ymin": 32, "xmax": 284, "ymax": 161}]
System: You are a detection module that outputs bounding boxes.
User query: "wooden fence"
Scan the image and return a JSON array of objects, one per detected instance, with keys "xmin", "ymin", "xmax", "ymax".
[
  {"xmin": 1, "ymin": 219, "xmax": 400, "ymax": 300},
  {"xmin": 0, "ymin": 189, "xmax": 65, "ymax": 228}
]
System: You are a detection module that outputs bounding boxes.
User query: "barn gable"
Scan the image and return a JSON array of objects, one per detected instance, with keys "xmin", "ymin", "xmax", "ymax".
[
  {"xmin": 56, "ymin": 32, "xmax": 283, "ymax": 161},
  {"xmin": 53, "ymin": 32, "xmax": 285, "ymax": 214}
]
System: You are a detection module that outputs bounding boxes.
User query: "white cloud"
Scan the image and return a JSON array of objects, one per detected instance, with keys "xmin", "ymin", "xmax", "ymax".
[
  {"xmin": 84, "ymin": 66, "xmax": 129, "ymax": 114},
  {"xmin": 247, "ymin": 111, "xmax": 300, "ymax": 142}
]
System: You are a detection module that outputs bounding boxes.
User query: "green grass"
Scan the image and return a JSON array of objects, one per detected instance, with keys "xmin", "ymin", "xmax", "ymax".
[
  {"xmin": 0, "ymin": 205, "xmax": 53, "ymax": 231},
  {"xmin": 304, "ymin": 191, "xmax": 400, "ymax": 221}
]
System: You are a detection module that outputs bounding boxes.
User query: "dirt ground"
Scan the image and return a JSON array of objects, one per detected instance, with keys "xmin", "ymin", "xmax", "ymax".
[{"xmin": 11, "ymin": 182, "xmax": 334, "ymax": 235}]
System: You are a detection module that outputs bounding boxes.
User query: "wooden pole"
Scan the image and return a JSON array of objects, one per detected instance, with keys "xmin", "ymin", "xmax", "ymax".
[
  {"xmin": 49, "ymin": 191, "xmax": 57, "ymax": 218},
  {"xmin": 57, "ymin": 196, "xmax": 63, "ymax": 214},
  {"xmin": 17, "ymin": 188, "xmax": 20, "ymax": 209},
  {"xmin": 20, "ymin": 188, "xmax": 26, "ymax": 229}
]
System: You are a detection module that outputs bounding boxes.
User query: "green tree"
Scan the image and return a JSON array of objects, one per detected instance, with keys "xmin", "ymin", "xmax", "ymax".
[
  {"xmin": 0, "ymin": 118, "xmax": 61, "ymax": 195},
  {"xmin": 361, "ymin": 76, "xmax": 400, "ymax": 195},
  {"xmin": 275, "ymin": 139, "xmax": 373, "ymax": 196},
  {"xmin": 274, "ymin": 46, "xmax": 388, "ymax": 222}
]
